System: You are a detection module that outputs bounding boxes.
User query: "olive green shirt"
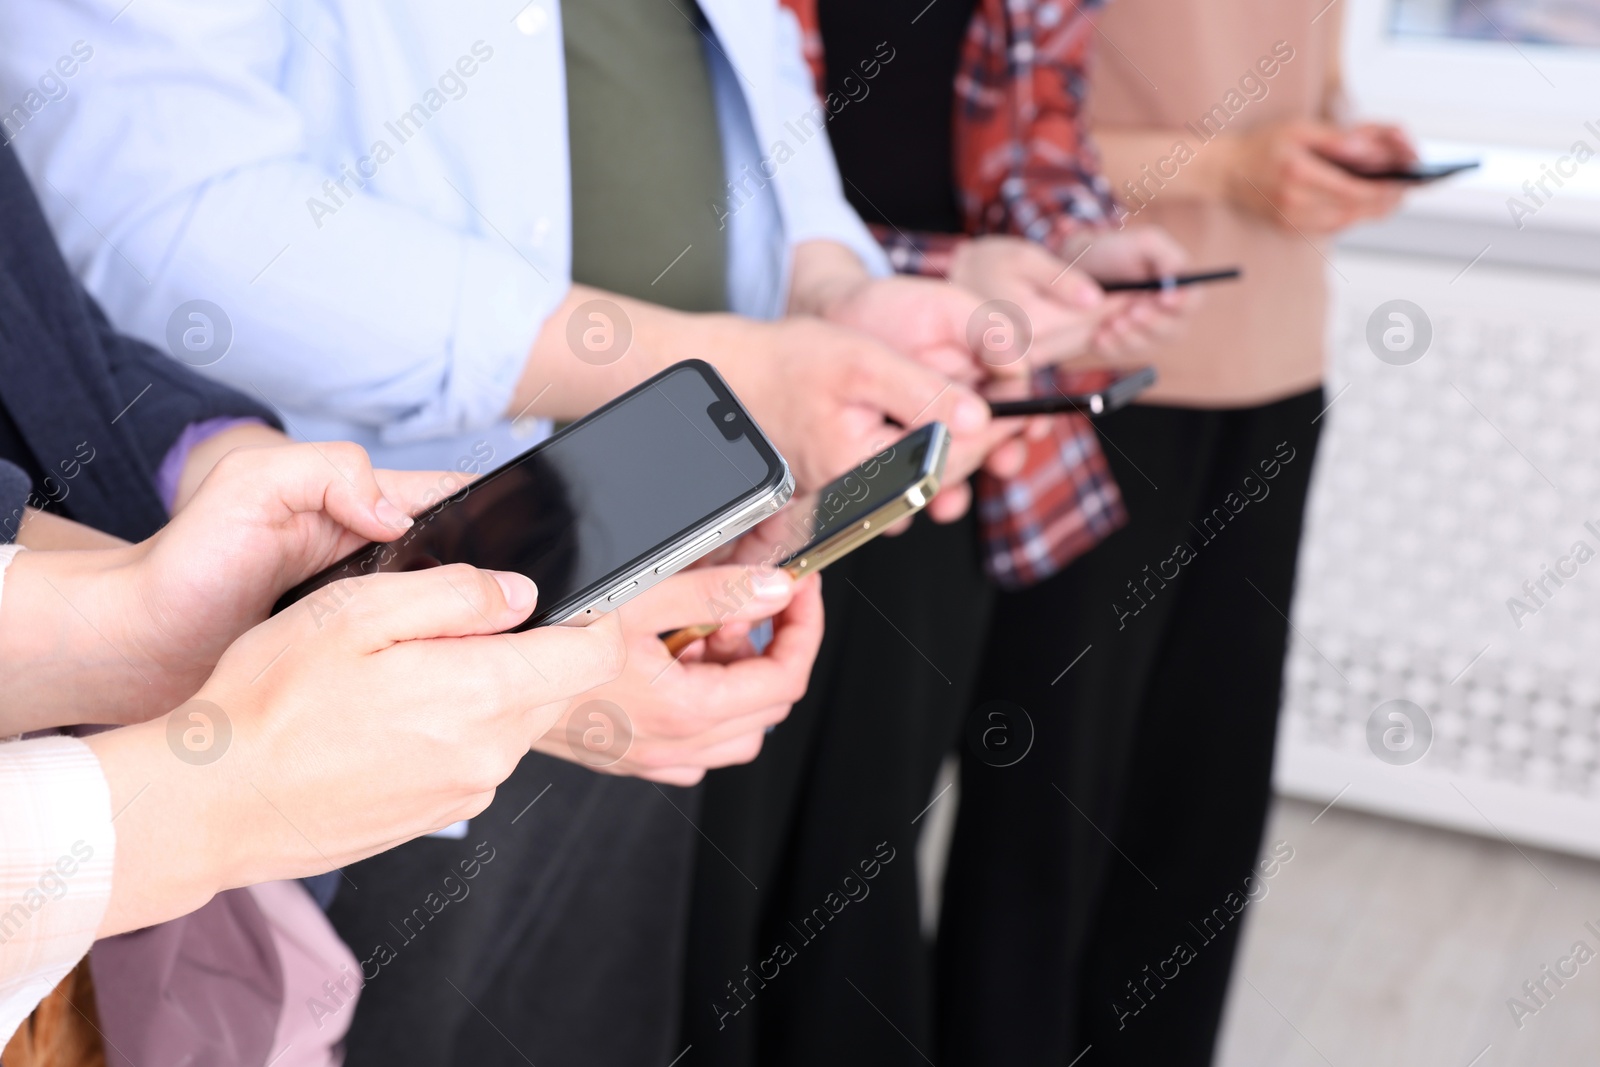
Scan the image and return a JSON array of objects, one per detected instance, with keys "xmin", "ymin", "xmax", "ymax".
[{"xmin": 564, "ymin": 0, "xmax": 730, "ymax": 311}]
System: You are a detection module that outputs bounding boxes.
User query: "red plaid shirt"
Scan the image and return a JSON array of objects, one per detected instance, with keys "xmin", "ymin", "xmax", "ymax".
[{"xmin": 784, "ymin": 0, "xmax": 1126, "ymax": 589}]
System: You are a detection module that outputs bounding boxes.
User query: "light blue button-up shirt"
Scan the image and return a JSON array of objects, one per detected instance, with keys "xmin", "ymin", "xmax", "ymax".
[{"xmin": 0, "ymin": 0, "xmax": 888, "ymax": 471}]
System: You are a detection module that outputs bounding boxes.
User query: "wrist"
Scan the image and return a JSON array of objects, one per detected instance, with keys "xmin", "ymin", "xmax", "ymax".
[
  {"xmin": 0, "ymin": 546, "xmax": 154, "ymax": 733},
  {"xmin": 787, "ymin": 240, "xmax": 872, "ymax": 319},
  {"xmin": 517, "ymin": 286, "xmax": 715, "ymax": 420},
  {"xmin": 945, "ymin": 237, "xmax": 984, "ymax": 292},
  {"xmin": 684, "ymin": 314, "xmax": 784, "ymax": 415},
  {"xmin": 1191, "ymin": 132, "xmax": 1245, "ymax": 204},
  {"xmin": 86, "ymin": 718, "xmax": 237, "ymax": 936}
]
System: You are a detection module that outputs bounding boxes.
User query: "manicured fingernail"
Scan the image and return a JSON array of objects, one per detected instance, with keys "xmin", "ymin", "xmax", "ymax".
[
  {"xmin": 751, "ymin": 570, "xmax": 793, "ymax": 599},
  {"xmin": 375, "ymin": 497, "xmax": 413, "ymax": 530},
  {"xmin": 492, "ymin": 571, "xmax": 537, "ymax": 614}
]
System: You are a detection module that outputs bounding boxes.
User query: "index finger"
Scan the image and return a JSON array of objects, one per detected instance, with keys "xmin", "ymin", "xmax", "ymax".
[
  {"xmin": 374, "ymin": 468, "xmax": 480, "ymax": 519},
  {"xmin": 844, "ymin": 345, "xmax": 990, "ymax": 436},
  {"xmin": 199, "ymin": 440, "xmax": 406, "ymax": 544}
]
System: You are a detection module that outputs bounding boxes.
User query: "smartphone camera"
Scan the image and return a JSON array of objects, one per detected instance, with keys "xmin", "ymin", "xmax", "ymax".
[{"xmin": 707, "ymin": 399, "xmax": 747, "ymax": 442}]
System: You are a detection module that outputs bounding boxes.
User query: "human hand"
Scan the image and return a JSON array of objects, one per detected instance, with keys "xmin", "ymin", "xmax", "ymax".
[
  {"xmin": 788, "ymin": 240, "xmax": 982, "ymax": 377},
  {"xmin": 948, "ymin": 236, "xmax": 1108, "ymax": 367},
  {"xmin": 131, "ymin": 443, "xmax": 475, "ymax": 718},
  {"xmin": 1060, "ymin": 227, "xmax": 1194, "ymax": 359},
  {"xmin": 0, "ymin": 443, "xmax": 470, "ymax": 734},
  {"xmin": 791, "ymin": 236, "xmax": 1081, "ymax": 386},
  {"xmin": 786, "ymin": 239, "xmax": 1055, "ymax": 511},
  {"xmin": 818, "ymin": 280, "xmax": 1043, "ymax": 510},
  {"xmin": 813, "ymin": 273, "xmax": 1000, "ymax": 385},
  {"xmin": 170, "ymin": 420, "xmax": 292, "ymax": 511},
  {"xmin": 1223, "ymin": 119, "xmax": 1415, "ymax": 235},
  {"xmin": 87, "ymin": 564, "xmax": 625, "ymax": 935},
  {"xmin": 713, "ymin": 315, "xmax": 994, "ymax": 521},
  {"xmin": 532, "ymin": 564, "xmax": 824, "ymax": 786}
]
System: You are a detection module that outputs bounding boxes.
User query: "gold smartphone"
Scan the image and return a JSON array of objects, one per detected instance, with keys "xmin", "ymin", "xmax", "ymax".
[
  {"xmin": 776, "ymin": 421, "xmax": 950, "ymax": 578},
  {"xmin": 662, "ymin": 422, "xmax": 950, "ymax": 655}
]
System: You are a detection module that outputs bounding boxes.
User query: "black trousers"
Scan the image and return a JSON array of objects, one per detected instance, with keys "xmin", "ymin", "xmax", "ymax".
[
  {"xmin": 939, "ymin": 390, "xmax": 1324, "ymax": 1066},
  {"xmin": 683, "ymin": 511, "xmax": 994, "ymax": 1067},
  {"xmin": 330, "ymin": 756, "xmax": 698, "ymax": 1067}
]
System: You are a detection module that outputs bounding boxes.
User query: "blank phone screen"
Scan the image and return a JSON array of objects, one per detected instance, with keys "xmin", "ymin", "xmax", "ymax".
[
  {"xmin": 756, "ymin": 425, "xmax": 940, "ymax": 575},
  {"xmin": 276, "ymin": 363, "xmax": 783, "ymax": 626},
  {"xmin": 804, "ymin": 429, "xmax": 932, "ymax": 545}
]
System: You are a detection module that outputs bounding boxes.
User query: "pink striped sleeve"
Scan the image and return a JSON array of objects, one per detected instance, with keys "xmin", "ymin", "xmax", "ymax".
[{"xmin": 0, "ymin": 735, "xmax": 116, "ymax": 1047}]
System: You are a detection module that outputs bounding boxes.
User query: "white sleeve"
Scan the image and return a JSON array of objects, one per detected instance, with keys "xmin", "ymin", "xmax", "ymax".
[
  {"xmin": 0, "ymin": 0, "xmax": 561, "ymax": 447},
  {"xmin": 0, "ymin": 735, "xmax": 116, "ymax": 1048}
]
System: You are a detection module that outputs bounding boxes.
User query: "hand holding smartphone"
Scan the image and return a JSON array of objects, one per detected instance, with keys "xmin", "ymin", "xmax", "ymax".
[
  {"xmin": 660, "ymin": 423, "xmax": 951, "ymax": 656},
  {"xmin": 274, "ymin": 361, "xmax": 793, "ymax": 630}
]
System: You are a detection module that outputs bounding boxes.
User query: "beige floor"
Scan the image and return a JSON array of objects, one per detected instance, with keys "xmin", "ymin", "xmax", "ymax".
[{"xmin": 1216, "ymin": 797, "xmax": 1600, "ymax": 1067}]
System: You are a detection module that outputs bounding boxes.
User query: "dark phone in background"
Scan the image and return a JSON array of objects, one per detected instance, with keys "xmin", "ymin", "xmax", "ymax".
[
  {"xmin": 273, "ymin": 361, "xmax": 790, "ymax": 630},
  {"xmin": 989, "ymin": 365, "xmax": 1157, "ymax": 418},
  {"xmin": 1321, "ymin": 156, "xmax": 1480, "ymax": 183},
  {"xmin": 1098, "ymin": 268, "xmax": 1242, "ymax": 293}
]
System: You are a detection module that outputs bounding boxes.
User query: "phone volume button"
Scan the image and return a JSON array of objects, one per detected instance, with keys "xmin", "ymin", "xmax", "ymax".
[
  {"xmin": 655, "ymin": 531, "xmax": 722, "ymax": 575},
  {"xmin": 607, "ymin": 580, "xmax": 640, "ymax": 602}
]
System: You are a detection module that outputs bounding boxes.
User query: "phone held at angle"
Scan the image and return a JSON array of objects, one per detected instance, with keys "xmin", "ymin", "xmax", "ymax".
[
  {"xmin": 989, "ymin": 365, "xmax": 1157, "ymax": 419},
  {"xmin": 660, "ymin": 422, "xmax": 950, "ymax": 656},
  {"xmin": 273, "ymin": 359, "xmax": 794, "ymax": 630},
  {"xmin": 1322, "ymin": 157, "xmax": 1480, "ymax": 183},
  {"xmin": 1098, "ymin": 268, "xmax": 1241, "ymax": 293},
  {"xmin": 776, "ymin": 421, "xmax": 950, "ymax": 580}
]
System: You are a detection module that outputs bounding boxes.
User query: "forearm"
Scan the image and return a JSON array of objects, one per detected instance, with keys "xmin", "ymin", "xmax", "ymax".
[
  {"xmin": 1096, "ymin": 128, "xmax": 1236, "ymax": 203},
  {"xmin": 786, "ymin": 239, "xmax": 872, "ymax": 318},
  {"xmin": 83, "ymin": 721, "xmax": 239, "ymax": 937},
  {"xmin": 0, "ymin": 546, "xmax": 169, "ymax": 734},
  {"xmin": 509, "ymin": 284, "xmax": 719, "ymax": 419},
  {"xmin": 508, "ymin": 238, "xmax": 873, "ymax": 419},
  {"xmin": 13, "ymin": 511, "xmax": 127, "ymax": 551},
  {"xmin": 507, "ymin": 242, "xmax": 867, "ymax": 421}
]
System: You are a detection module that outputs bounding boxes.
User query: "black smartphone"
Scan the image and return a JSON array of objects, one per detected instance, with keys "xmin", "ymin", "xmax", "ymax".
[
  {"xmin": 273, "ymin": 360, "xmax": 794, "ymax": 630},
  {"xmin": 661, "ymin": 422, "xmax": 950, "ymax": 655},
  {"xmin": 1324, "ymin": 158, "xmax": 1479, "ymax": 183},
  {"xmin": 1098, "ymin": 268, "xmax": 1241, "ymax": 293},
  {"xmin": 989, "ymin": 365, "xmax": 1156, "ymax": 419}
]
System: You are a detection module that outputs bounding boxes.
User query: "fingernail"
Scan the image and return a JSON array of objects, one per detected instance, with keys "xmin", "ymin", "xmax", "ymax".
[
  {"xmin": 375, "ymin": 497, "xmax": 413, "ymax": 530},
  {"xmin": 751, "ymin": 570, "xmax": 793, "ymax": 599},
  {"xmin": 492, "ymin": 571, "xmax": 537, "ymax": 614},
  {"xmin": 953, "ymin": 395, "xmax": 989, "ymax": 432}
]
